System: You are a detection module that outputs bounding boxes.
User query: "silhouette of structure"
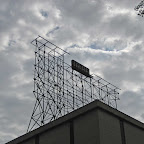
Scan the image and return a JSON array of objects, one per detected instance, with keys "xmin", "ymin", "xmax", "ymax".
[
  {"xmin": 6, "ymin": 100, "xmax": 144, "ymax": 144},
  {"xmin": 135, "ymin": 0, "xmax": 144, "ymax": 17},
  {"xmin": 27, "ymin": 36, "xmax": 120, "ymax": 132}
]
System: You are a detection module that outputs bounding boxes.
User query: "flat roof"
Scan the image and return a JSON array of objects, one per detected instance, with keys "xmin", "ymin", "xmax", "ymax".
[{"xmin": 6, "ymin": 100, "xmax": 144, "ymax": 144}]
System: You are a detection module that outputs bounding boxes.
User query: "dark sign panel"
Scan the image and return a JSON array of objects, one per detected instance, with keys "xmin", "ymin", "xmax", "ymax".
[{"xmin": 71, "ymin": 60, "xmax": 90, "ymax": 77}]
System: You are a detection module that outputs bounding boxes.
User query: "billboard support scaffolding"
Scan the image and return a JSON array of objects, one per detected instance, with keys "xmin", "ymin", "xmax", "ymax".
[{"xmin": 27, "ymin": 36, "xmax": 120, "ymax": 132}]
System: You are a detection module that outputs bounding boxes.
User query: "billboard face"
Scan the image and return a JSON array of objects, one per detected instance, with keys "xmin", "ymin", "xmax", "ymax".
[{"xmin": 71, "ymin": 60, "xmax": 90, "ymax": 77}]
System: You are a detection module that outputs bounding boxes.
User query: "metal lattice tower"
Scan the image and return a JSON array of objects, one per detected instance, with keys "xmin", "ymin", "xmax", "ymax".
[
  {"xmin": 135, "ymin": 0, "xmax": 144, "ymax": 17},
  {"xmin": 27, "ymin": 36, "xmax": 120, "ymax": 132}
]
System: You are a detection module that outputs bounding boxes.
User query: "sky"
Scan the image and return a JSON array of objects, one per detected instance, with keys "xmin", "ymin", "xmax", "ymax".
[{"xmin": 0, "ymin": 0, "xmax": 144, "ymax": 143}]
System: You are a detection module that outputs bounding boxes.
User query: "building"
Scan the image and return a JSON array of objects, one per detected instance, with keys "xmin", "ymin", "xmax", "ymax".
[{"xmin": 6, "ymin": 100, "xmax": 144, "ymax": 144}]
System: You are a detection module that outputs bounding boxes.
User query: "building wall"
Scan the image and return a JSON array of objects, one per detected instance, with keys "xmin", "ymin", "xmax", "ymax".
[
  {"xmin": 98, "ymin": 109, "xmax": 122, "ymax": 144},
  {"xmin": 39, "ymin": 123, "xmax": 70, "ymax": 144},
  {"xmin": 19, "ymin": 138, "xmax": 35, "ymax": 144},
  {"xmin": 17, "ymin": 109, "xmax": 101, "ymax": 144},
  {"xmin": 74, "ymin": 110, "xmax": 100, "ymax": 144},
  {"xmin": 124, "ymin": 122, "xmax": 144, "ymax": 144},
  {"xmin": 6, "ymin": 101, "xmax": 144, "ymax": 144}
]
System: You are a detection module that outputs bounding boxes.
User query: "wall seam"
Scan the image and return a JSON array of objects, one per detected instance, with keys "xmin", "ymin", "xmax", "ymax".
[
  {"xmin": 35, "ymin": 135, "xmax": 39, "ymax": 144},
  {"xmin": 120, "ymin": 119, "xmax": 126, "ymax": 144},
  {"xmin": 70, "ymin": 120, "xmax": 74, "ymax": 144},
  {"xmin": 97, "ymin": 110, "xmax": 101, "ymax": 144}
]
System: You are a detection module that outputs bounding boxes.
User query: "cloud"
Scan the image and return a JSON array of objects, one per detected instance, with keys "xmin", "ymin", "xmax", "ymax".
[{"xmin": 1, "ymin": 0, "xmax": 144, "ymax": 143}]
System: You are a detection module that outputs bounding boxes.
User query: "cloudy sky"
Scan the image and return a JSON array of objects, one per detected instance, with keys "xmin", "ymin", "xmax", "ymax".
[{"xmin": 1, "ymin": 0, "xmax": 144, "ymax": 143}]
